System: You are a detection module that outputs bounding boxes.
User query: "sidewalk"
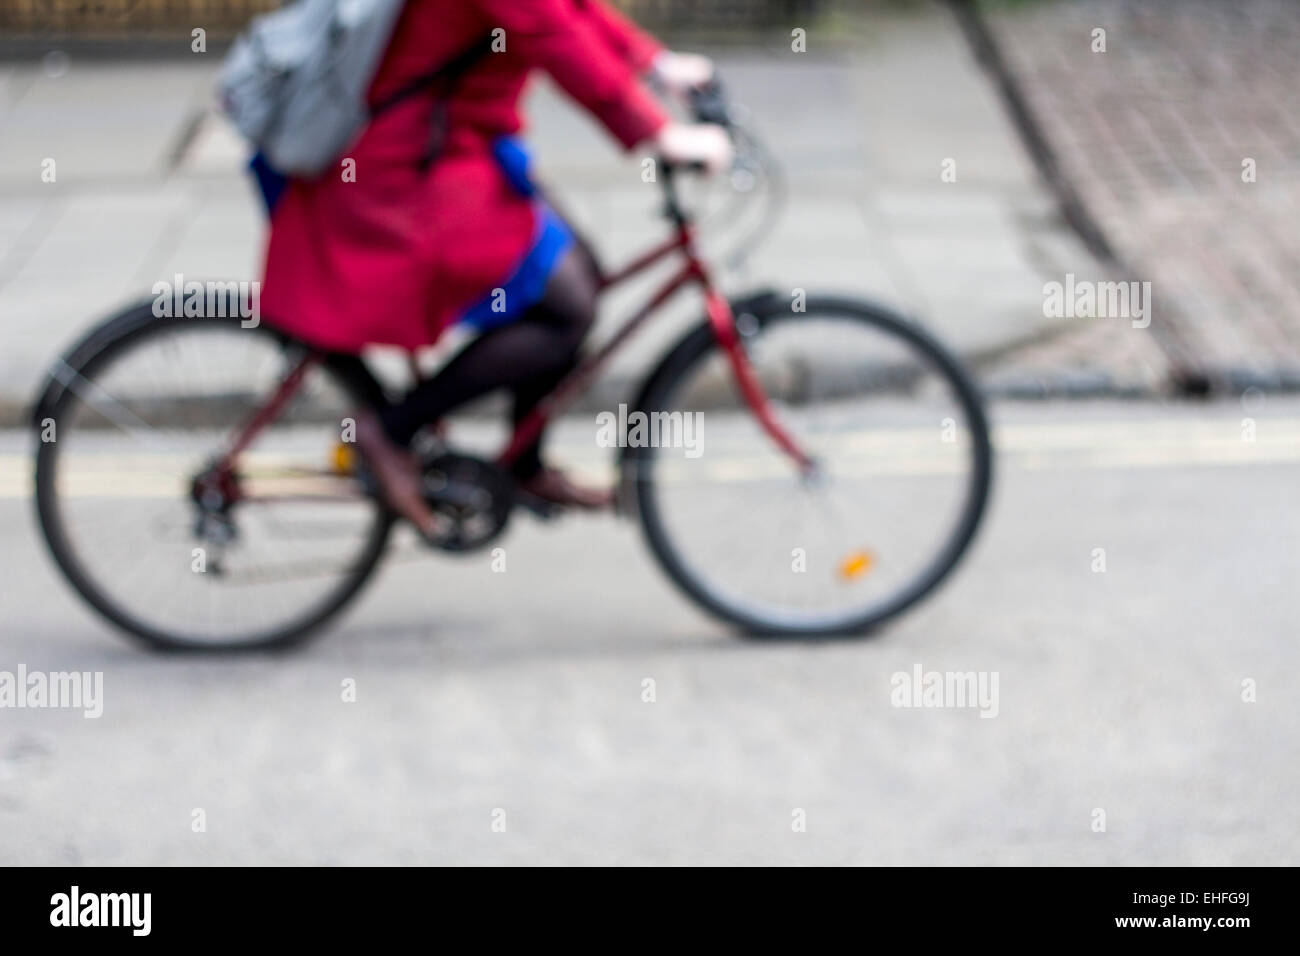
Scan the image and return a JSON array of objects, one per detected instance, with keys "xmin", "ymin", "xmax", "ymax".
[
  {"xmin": 991, "ymin": 0, "xmax": 1300, "ymax": 390},
  {"xmin": 0, "ymin": 5, "xmax": 1116, "ymax": 424}
]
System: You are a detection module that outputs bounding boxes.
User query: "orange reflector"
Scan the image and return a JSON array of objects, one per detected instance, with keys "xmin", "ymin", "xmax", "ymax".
[
  {"xmin": 332, "ymin": 442, "xmax": 356, "ymax": 475},
  {"xmin": 839, "ymin": 551, "xmax": 873, "ymax": 580}
]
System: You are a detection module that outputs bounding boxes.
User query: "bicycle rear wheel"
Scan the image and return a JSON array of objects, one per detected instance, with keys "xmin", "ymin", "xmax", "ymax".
[
  {"xmin": 33, "ymin": 306, "xmax": 391, "ymax": 651},
  {"xmin": 625, "ymin": 294, "xmax": 992, "ymax": 637}
]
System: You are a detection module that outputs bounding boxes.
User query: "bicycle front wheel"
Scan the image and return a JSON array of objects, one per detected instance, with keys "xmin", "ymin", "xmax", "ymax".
[{"xmin": 625, "ymin": 294, "xmax": 992, "ymax": 637}]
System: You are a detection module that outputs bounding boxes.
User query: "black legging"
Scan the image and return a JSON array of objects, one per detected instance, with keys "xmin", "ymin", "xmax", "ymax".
[{"xmin": 326, "ymin": 243, "xmax": 598, "ymax": 479}]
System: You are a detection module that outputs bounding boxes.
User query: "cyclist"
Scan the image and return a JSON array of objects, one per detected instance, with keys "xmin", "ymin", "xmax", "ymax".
[{"xmin": 258, "ymin": 0, "xmax": 731, "ymax": 538}]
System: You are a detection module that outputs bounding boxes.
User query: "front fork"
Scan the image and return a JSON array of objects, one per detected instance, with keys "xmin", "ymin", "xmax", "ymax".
[{"xmin": 704, "ymin": 290, "xmax": 816, "ymax": 474}]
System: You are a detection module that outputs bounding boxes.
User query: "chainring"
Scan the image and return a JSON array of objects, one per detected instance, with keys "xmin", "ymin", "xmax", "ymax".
[{"xmin": 418, "ymin": 452, "xmax": 514, "ymax": 553}]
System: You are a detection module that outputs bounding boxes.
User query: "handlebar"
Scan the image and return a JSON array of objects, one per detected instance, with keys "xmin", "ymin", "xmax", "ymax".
[
  {"xmin": 654, "ymin": 76, "xmax": 786, "ymax": 270},
  {"xmin": 657, "ymin": 79, "xmax": 732, "ymax": 175},
  {"xmin": 687, "ymin": 80, "xmax": 733, "ymax": 128}
]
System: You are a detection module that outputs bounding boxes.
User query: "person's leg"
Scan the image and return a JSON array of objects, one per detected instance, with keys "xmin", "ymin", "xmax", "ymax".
[
  {"xmin": 318, "ymin": 352, "xmax": 443, "ymax": 538},
  {"xmin": 321, "ymin": 351, "xmax": 388, "ymax": 410},
  {"xmin": 504, "ymin": 242, "xmax": 613, "ymax": 508},
  {"xmin": 358, "ymin": 242, "xmax": 607, "ymax": 529},
  {"xmin": 379, "ymin": 244, "xmax": 598, "ymax": 471},
  {"xmin": 505, "ymin": 241, "xmax": 601, "ymax": 478}
]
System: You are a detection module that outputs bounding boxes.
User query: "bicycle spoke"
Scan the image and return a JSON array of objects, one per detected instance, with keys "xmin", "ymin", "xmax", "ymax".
[
  {"xmin": 39, "ymin": 317, "xmax": 388, "ymax": 648},
  {"xmin": 634, "ymin": 304, "xmax": 990, "ymax": 634}
]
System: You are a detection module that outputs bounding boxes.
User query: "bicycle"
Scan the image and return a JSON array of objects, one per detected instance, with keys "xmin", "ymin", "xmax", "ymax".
[{"xmin": 30, "ymin": 82, "xmax": 993, "ymax": 651}]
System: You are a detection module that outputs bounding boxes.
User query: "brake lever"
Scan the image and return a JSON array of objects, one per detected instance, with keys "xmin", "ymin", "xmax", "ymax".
[{"xmin": 687, "ymin": 79, "xmax": 732, "ymax": 128}]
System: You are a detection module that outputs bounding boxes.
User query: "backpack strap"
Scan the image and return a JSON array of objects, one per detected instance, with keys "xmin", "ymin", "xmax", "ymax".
[
  {"xmin": 369, "ymin": 32, "xmax": 495, "ymax": 118},
  {"xmin": 368, "ymin": 32, "xmax": 494, "ymax": 171}
]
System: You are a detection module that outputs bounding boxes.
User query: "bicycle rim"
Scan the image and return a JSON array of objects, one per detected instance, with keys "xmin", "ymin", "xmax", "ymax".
[
  {"xmin": 35, "ymin": 314, "xmax": 390, "ymax": 650},
  {"xmin": 629, "ymin": 297, "xmax": 992, "ymax": 636}
]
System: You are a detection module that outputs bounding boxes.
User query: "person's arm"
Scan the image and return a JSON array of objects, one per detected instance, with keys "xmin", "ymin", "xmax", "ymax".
[
  {"xmin": 573, "ymin": 0, "xmax": 663, "ymax": 74},
  {"xmin": 475, "ymin": 0, "xmax": 668, "ymax": 149}
]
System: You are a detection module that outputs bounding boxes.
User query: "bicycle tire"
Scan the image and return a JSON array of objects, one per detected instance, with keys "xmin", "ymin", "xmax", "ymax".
[
  {"xmin": 32, "ymin": 303, "xmax": 393, "ymax": 652},
  {"xmin": 623, "ymin": 292, "xmax": 993, "ymax": 638}
]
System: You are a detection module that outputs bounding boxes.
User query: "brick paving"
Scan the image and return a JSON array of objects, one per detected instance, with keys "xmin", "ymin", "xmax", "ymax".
[{"xmin": 990, "ymin": 0, "xmax": 1300, "ymax": 389}]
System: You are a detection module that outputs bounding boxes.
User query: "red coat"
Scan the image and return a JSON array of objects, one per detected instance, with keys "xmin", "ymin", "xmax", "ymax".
[{"xmin": 259, "ymin": 0, "xmax": 667, "ymax": 353}]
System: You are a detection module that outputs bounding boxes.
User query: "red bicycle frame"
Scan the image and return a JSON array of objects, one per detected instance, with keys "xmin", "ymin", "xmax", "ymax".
[
  {"xmin": 500, "ymin": 213, "xmax": 813, "ymax": 473},
  {"xmin": 216, "ymin": 184, "xmax": 813, "ymax": 487}
]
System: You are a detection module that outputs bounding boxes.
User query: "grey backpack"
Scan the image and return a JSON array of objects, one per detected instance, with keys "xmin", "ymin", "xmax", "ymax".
[{"xmin": 219, "ymin": 0, "xmax": 489, "ymax": 177}]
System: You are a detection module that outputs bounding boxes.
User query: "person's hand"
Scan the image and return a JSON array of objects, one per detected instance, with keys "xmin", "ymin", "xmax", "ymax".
[
  {"xmin": 651, "ymin": 51, "xmax": 715, "ymax": 97},
  {"xmin": 653, "ymin": 122, "xmax": 733, "ymax": 174}
]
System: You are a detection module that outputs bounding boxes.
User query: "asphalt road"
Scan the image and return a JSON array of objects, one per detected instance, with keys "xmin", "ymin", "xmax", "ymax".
[{"xmin": 0, "ymin": 398, "xmax": 1297, "ymax": 865}]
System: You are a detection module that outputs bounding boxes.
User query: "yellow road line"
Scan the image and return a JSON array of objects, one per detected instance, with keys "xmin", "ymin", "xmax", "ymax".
[{"xmin": 0, "ymin": 417, "xmax": 1296, "ymax": 498}]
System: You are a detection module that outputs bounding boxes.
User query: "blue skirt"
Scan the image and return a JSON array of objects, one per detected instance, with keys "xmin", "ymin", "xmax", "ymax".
[{"xmin": 457, "ymin": 136, "xmax": 574, "ymax": 331}]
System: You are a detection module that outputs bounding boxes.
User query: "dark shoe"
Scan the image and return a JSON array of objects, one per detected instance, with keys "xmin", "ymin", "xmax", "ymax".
[
  {"xmin": 352, "ymin": 410, "xmax": 440, "ymax": 538},
  {"xmin": 517, "ymin": 467, "xmax": 613, "ymax": 511}
]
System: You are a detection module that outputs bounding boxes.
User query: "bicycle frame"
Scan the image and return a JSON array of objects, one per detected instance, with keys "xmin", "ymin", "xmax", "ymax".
[{"xmin": 214, "ymin": 169, "xmax": 813, "ymax": 488}]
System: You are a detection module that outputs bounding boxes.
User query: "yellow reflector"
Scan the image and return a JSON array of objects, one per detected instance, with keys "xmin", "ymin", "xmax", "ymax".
[
  {"xmin": 332, "ymin": 442, "xmax": 356, "ymax": 475},
  {"xmin": 839, "ymin": 551, "xmax": 873, "ymax": 579}
]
